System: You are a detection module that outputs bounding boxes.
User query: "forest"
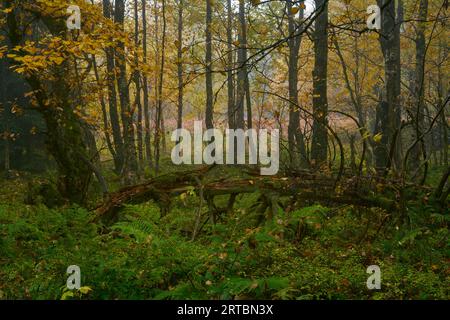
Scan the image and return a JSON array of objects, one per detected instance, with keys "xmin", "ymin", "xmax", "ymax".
[{"xmin": 0, "ymin": 0, "xmax": 448, "ymax": 300}]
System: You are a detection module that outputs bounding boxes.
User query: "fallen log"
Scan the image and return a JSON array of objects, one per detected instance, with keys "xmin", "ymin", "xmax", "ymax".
[
  {"xmin": 93, "ymin": 166, "xmax": 415, "ymax": 224},
  {"xmin": 93, "ymin": 166, "xmax": 214, "ymax": 223}
]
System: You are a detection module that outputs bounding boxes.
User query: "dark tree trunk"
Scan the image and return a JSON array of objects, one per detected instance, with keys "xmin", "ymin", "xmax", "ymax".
[
  {"xmin": 411, "ymin": 0, "xmax": 428, "ymax": 172},
  {"xmin": 226, "ymin": 0, "xmax": 235, "ymax": 130},
  {"xmin": 115, "ymin": 0, "xmax": 138, "ymax": 183},
  {"xmin": 177, "ymin": 0, "xmax": 184, "ymax": 129},
  {"xmin": 142, "ymin": 0, "xmax": 153, "ymax": 168},
  {"xmin": 311, "ymin": 0, "xmax": 329, "ymax": 165},
  {"xmin": 287, "ymin": 1, "xmax": 307, "ymax": 168},
  {"xmin": 376, "ymin": 0, "xmax": 402, "ymax": 174},
  {"xmin": 134, "ymin": 0, "xmax": 144, "ymax": 170},
  {"xmin": 155, "ymin": 0, "xmax": 167, "ymax": 174},
  {"xmin": 235, "ymin": 0, "xmax": 246, "ymax": 130},
  {"xmin": 103, "ymin": 0, "xmax": 124, "ymax": 174},
  {"xmin": 240, "ymin": 1, "xmax": 251, "ymax": 129},
  {"xmin": 0, "ymin": 61, "xmax": 10, "ymax": 173},
  {"xmin": 205, "ymin": 0, "xmax": 214, "ymax": 129}
]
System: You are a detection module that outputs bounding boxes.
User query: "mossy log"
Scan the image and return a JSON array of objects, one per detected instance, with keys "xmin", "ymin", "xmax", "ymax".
[{"xmin": 93, "ymin": 166, "xmax": 422, "ymax": 224}]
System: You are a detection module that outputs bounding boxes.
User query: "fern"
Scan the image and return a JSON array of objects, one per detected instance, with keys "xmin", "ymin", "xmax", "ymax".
[{"xmin": 112, "ymin": 215, "xmax": 157, "ymax": 243}]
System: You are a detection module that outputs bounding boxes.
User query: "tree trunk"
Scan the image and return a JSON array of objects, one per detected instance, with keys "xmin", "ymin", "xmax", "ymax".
[
  {"xmin": 376, "ymin": 0, "xmax": 402, "ymax": 174},
  {"xmin": 437, "ymin": 39, "xmax": 448, "ymax": 167},
  {"xmin": 287, "ymin": 1, "xmax": 307, "ymax": 168},
  {"xmin": 142, "ymin": 0, "xmax": 153, "ymax": 168},
  {"xmin": 134, "ymin": 0, "xmax": 144, "ymax": 171},
  {"xmin": 115, "ymin": 0, "xmax": 138, "ymax": 183},
  {"xmin": 311, "ymin": 0, "xmax": 329, "ymax": 165},
  {"xmin": 0, "ymin": 61, "xmax": 10, "ymax": 173},
  {"xmin": 227, "ymin": 0, "xmax": 235, "ymax": 130},
  {"xmin": 411, "ymin": 0, "xmax": 428, "ymax": 172},
  {"xmin": 177, "ymin": 0, "xmax": 184, "ymax": 129},
  {"xmin": 240, "ymin": 1, "xmax": 251, "ymax": 129},
  {"xmin": 205, "ymin": 0, "xmax": 214, "ymax": 129},
  {"xmin": 155, "ymin": 0, "xmax": 167, "ymax": 174},
  {"xmin": 103, "ymin": 0, "xmax": 124, "ymax": 174},
  {"xmin": 235, "ymin": 0, "xmax": 246, "ymax": 130}
]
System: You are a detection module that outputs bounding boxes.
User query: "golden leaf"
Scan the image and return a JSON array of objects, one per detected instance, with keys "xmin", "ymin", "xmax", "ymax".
[
  {"xmin": 290, "ymin": 7, "xmax": 300, "ymax": 15},
  {"xmin": 373, "ymin": 133, "xmax": 382, "ymax": 143},
  {"xmin": 78, "ymin": 286, "xmax": 92, "ymax": 294},
  {"xmin": 53, "ymin": 56, "xmax": 65, "ymax": 65}
]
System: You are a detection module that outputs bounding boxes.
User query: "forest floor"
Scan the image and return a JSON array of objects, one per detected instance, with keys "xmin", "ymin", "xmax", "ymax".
[{"xmin": 0, "ymin": 164, "xmax": 448, "ymax": 300}]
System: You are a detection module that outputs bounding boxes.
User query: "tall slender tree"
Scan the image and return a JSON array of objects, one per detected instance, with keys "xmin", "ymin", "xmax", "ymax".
[
  {"xmin": 205, "ymin": 0, "xmax": 214, "ymax": 129},
  {"xmin": 311, "ymin": 0, "xmax": 329, "ymax": 165},
  {"xmin": 142, "ymin": 0, "xmax": 153, "ymax": 168},
  {"xmin": 411, "ymin": 0, "xmax": 429, "ymax": 172},
  {"xmin": 226, "ymin": 0, "xmax": 235, "ymax": 130},
  {"xmin": 103, "ymin": 0, "xmax": 124, "ymax": 174},
  {"xmin": 235, "ymin": 0, "xmax": 246, "ymax": 130},
  {"xmin": 134, "ymin": 0, "xmax": 144, "ymax": 170},
  {"xmin": 287, "ymin": 1, "xmax": 307, "ymax": 167},
  {"xmin": 375, "ymin": 0, "xmax": 402, "ymax": 174},
  {"xmin": 115, "ymin": 0, "xmax": 138, "ymax": 182},
  {"xmin": 155, "ymin": 0, "xmax": 167, "ymax": 173},
  {"xmin": 177, "ymin": 0, "xmax": 184, "ymax": 129}
]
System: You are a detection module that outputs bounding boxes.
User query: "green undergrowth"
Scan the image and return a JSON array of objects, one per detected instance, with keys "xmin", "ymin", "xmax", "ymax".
[{"xmin": 0, "ymin": 177, "xmax": 448, "ymax": 300}]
